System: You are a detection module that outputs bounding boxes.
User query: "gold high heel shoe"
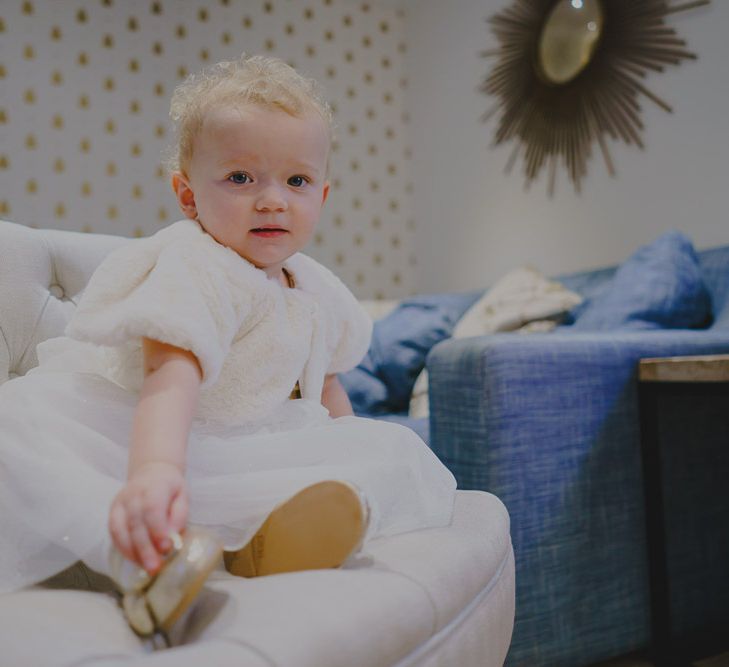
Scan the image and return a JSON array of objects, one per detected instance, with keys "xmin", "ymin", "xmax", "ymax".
[
  {"xmin": 112, "ymin": 527, "xmax": 223, "ymax": 641},
  {"xmin": 224, "ymin": 480, "xmax": 369, "ymax": 578}
]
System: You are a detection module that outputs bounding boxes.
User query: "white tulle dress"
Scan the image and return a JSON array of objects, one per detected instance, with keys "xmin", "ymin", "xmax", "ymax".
[{"xmin": 0, "ymin": 220, "xmax": 456, "ymax": 593}]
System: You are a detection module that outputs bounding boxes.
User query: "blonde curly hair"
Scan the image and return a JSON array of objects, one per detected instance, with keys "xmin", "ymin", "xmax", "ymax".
[{"xmin": 167, "ymin": 54, "xmax": 334, "ymax": 175}]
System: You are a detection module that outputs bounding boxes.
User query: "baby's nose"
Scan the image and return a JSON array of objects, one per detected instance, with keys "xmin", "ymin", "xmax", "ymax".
[{"xmin": 255, "ymin": 185, "xmax": 288, "ymax": 212}]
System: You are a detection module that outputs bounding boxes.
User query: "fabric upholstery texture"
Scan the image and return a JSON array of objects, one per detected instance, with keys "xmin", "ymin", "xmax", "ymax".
[{"xmin": 571, "ymin": 231, "xmax": 711, "ymax": 331}]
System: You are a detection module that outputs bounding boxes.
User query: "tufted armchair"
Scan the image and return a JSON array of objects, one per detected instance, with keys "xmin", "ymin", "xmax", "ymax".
[{"xmin": 0, "ymin": 219, "xmax": 515, "ymax": 666}]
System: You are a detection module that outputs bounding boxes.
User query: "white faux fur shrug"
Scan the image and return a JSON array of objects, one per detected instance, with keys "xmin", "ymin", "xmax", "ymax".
[{"xmin": 63, "ymin": 219, "xmax": 372, "ymax": 423}]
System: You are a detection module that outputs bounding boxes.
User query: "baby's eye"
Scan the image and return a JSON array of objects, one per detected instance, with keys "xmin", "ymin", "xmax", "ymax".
[
  {"xmin": 288, "ymin": 175, "xmax": 309, "ymax": 187},
  {"xmin": 228, "ymin": 172, "xmax": 251, "ymax": 185}
]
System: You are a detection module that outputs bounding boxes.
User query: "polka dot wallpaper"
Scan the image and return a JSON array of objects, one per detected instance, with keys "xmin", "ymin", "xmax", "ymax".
[{"xmin": 0, "ymin": 0, "xmax": 415, "ymax": 298}]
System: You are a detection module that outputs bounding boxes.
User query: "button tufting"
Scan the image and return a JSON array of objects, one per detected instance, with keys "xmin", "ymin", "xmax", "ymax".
[{"xmin": 49, "ymin": 284, "xmax": 65, "ymax": 299}]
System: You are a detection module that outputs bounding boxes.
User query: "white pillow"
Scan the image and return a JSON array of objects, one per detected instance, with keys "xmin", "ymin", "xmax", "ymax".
[{"xmin": 408, "ymin": 267, "xmax": 582, "ymax": 419}]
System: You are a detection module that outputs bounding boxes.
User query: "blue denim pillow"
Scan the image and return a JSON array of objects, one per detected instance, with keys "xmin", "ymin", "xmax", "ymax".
[
  {"xmin": 340, "ymin": 292, "xmax": 480, "ymax": 415},
  {"xmin": 571, "ymin": 231, "xmax": 712, "ymax": 331}
]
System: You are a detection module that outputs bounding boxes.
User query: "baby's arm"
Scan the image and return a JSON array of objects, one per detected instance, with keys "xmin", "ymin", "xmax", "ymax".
[
  {"xmin": 109, "ymin": 338, "xmax": 202, "ymax": 573},
  {"xmin": 321, "ymin": 373, "xmax": 354, "ymax": 418}
]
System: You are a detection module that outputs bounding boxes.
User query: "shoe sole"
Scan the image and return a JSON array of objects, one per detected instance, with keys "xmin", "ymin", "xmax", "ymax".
[{"xmin": 224, "ymin": 480, "xmax": 367, "ymax": 577}]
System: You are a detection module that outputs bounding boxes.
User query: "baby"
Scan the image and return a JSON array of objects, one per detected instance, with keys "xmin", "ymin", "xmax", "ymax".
[{"xmin": 0, "ymin": 55, "xmax": 456, "ymax": 643}]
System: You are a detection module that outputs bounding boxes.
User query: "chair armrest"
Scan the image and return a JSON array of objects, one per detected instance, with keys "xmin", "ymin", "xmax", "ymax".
[{"xmin": 425, "ymin": 328, "xmax": 729, "ymax": 521}]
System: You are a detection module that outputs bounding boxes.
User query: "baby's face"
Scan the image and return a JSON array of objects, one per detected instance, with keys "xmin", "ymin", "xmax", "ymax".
[{"xmin": 173, "ymin": 104, "xmax": 330, "ymax": 280}]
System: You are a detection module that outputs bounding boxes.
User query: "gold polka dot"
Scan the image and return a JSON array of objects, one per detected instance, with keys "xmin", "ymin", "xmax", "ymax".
[
  {"xmin": 101, "ymin": 0, "xmax": 113, "ymax": 7},
  {"xmin": 242, "ymin": 15, "xmax": 252, "ymax": 28},
  {"xmin": 103, "ymin": 33, "xmax": 114, "ymax": 48},
  {"xmin": 345, "ymin": 50, "xmax": 354, "ymax": 63},
  {"xmin": 371, "ymin": 216, "xmax": 382, "ymax": 229},
  {"xmin": 285, "ymin": 23, "xmax": 295, "ymax": 35},
  {"xmin": 81, "ymin": 224, "xmax": 93, "ymax": 233},
  {"xmin": 155, "ymin": 124, "xmax": 166, "ymax": 138},
  {"xmin": 76, "ymin": 8, "xmax": 88, "ymax": 22},
  {"xmin": 342, "ymin": 15, "xmax": 352, "ymax": 27},
  {"xmin": 54, "ymin": 203, "xmax": 66, "ymax": 219},
  {"xmin": 367, "ymin": 144, "xmax": 377, "ymax": 156},
  {"xmin": 150, "ymin": 1, "xmax": 163, "ymax": 15},
  {"xmin": 324, "ymin": 29, "xmax": 334, "ymax": 41},
  {"xmin": 326, "ymin": 66, "xmax": 336, "ymax": 79},
  {"xmin": 333, "ymin": 215, "xmax": 344, "ymax": 228},
  {"xmin": 156, "ymin": 165, "xmax": 166, "ymax": 179},
  {"xmin": 387, "ymin": 163, "xmax": 397, "ymax": 175},
  {"xmin": 131, "ymin": 143, "xmax": 142, "ymax": 157},
  {"xmin": 130, "ymin": 99, "xmax": 141, "ymax": 114},
  {"xmin": 392, "ymin": 272, "xmax": 402, "ymax": 285},
  {"xmin": 346, "ymin": 87, "xmax": 356, "ymax": 99},
  {"xmin": 108, "ymin": 205, "xmax": 118, "ymax": 220},
  {"xmin": 175, "ymin": 24, "xmax": 186, "ymax": 38},
  {"xmin": 80, "ymin": 138, "xmax": 91, "ymax": 153},
  {"xmin": 305, "ymin": 44, "xmax": 316, "ymax": 57},
  {"xmin": 385, "ymin": 127, "xmax": 395, "ymax": 139},
  {"xmin": 177, "ymin": 65, "xmax": 188, "ymax": 79},
  {"xmin": 347, "ymin": 124, "xmax": 358, "ymax": 136},
  {"xmin": 264, "ymin": 38, "xmax": 275, "ymax": 51},
  {"xmin": 129, "ymin": 58, "xmax": 139, "ymax": 72},
  {"xmin": 349, "ymin": 159, "xmax": 360, "ymax": 172},
  {"xmin": 373, "ymin": 253, "xmax": 382, "ymax": 266},
  {"xmin": 50, "ymin": 25, "xmax": 62, "ymax": 40},
  {"xmin": 330, "ymin": 102, "xmax": 338, "ymax": 115},
  {"xmin": 158, "ymin": 206, "xmax": 168, "ymax": 222},
  {"xmin": 264, "ymin": 1, "xmax": 274, "ymax": 13},
  {"xmin": 132, "ymin": 184, "xmax": 143, "ymax": 199},
  {"xmin": 366, "ymin": 107, "xmax": 376, "ymax": 120},
  {"xmin": 364, "ymin": 71, "xmax": 374, "ymax": 84},
  {"xmin": 355, "ymin": 272, "xmax": 365, "ymax": 286},
  {"xmin": 369, "ymin": 180, "xmax": 379, "ymax": 192},
  {"xmin": 389, "ymin": 199, "xmax": 399, "ymax": 212},
  {"xmin": 303, "ymin": 6, "xmax": 313, "ymax": 19},
  {"xmin": 314, "ymin": 232, "xmax": 324, "ymax": 246},
  {"xmin": 133, "ymin": 226, "xmax": 144, "ymax": 237},
  {"xmin": 220, "ymin": 0, "xmax": 230, "ymax": 5},
  {"xmin": 362, "ymin": 36, "xmax": 372, "ymax": 48},
  {"xmin": 354, "ymin": 234, "xmax": 364, "ymax": 246},
  {"xmin": 379, "ymin": 20, "xmax": 390, "ymax": 33},
  {"xmin": 78, "ymin": 94, "xmax": 90, "ymax": 109},
  {"xmin": 25, "ymin": 134, "xmax": 36, "ymax": 149},
  {"xmin": 352, "ymin": 197, "xmax": 362, "ymax": 210},
  {"xmin": 221, "ymin": 31, "xmax": 232, "ymax": 45},
  {"xmin": 104, "ymin": 77, "xmax": 115, "ymax": 92},
  {"xmin": 51, "ymin": 70, "xmax": 63, "ymax": 85},
  {"xmin": 53, "ymin": 158, "xmax": 65, "ymax": 173},
  {"xmin": 22, "ymin": 1, "xmax": 34, "ymax": 15},
  {"xmin": 23, "ymin": 89, "xmax": 35, "ymax": 104},
  {"xmin": 196, "ymin": 7, "xmax": 208, "ymax": 21},
  {"xmin": 128, "ymin": 16, "xmax": 139, "ymax": 30},
  {"xmin": 0, "ymin": 64, "xmax": 6, "ymax": 78},
  {"xmin": 374, "ymin": 289, "xmax": 385, "ymax": 300},
  {"xmin": 52, "ymin": 114, "xmax": 64, "ymax": 130},
  {"xmin": 152, "ymin": 41, "xmax": 163, "ymax": 55},
  {"xmin": 0, "ymin": 17, "xmax": 4, "ymax": 32},
  {"xmin": 383, "ymin": 92, "xmax": 393, "ymax": 104},
  {"xmin": 23, "ymin": 44, "xmax": 35, "ymax": 60},
  {"xmin": 81, "ymin": 181, "xmax": 92, "ymax": 196},
  {"xmin": 26, "ymin": 179, "xmax": 37, "ymax": 194},
  {"xmin": 105, "ymin": 118, "xmax": 116, "ymax": 134},
  {"xmin": 78, "ymin": 52, "xmax": 89, "ymax": 66},
  {"xmin": 106, "ymin": 161, "xmax": 117, "ymax": 176},
  {"xmin": 335, "ymin": 252, "xmax": 344, "ymax": 265},
  {"xmin": 199, "ymin": 48, "xmax": 209, "ymax": 61},
  {"xmin": 154, "ymin": 82, "xmax": 165, "ymax": 97},
  {"xmin": 390, "ymin": 235, "xmax": 401, "ymax": 248},
  {"xmin": 361, "ymin": 3, "xmax": 370, "ymax": 12},
  {"xmin": 0, "ymin": 200, "xmax": 9, "ymax": 216},
  {"xmin": 0, "ymin": 155, "xmax": 8, "ymax": 169},
  {"xmin": 381, "ymin": 57, "xmax": 391, "ymax": 69}
]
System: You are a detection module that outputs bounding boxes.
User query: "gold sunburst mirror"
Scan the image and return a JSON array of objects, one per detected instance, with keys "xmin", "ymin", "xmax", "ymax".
[{"xmin": 480, "ymin": 0, "xmax": 710, "ymax": 195}]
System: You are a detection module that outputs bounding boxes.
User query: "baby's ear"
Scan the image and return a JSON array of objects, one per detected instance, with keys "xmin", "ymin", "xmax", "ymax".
[{"xmin": 171, "ymin": 172, "xmax": 197, "ymax": 219}]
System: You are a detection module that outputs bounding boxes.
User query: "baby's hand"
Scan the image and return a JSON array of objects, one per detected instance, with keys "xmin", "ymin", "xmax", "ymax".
[{"xmin": 109, "ymin": 461, "xmax": 188, "ymax": 574}]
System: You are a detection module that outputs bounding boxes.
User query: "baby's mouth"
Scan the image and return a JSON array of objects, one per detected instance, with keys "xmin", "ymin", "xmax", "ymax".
[{"xmin": 251, "ymin": 227, "xmax": 288, "ymax": 237}]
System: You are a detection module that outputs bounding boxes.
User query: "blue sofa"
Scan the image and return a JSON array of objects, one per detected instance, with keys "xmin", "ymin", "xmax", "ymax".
[{"xmin": 343, "ymin": 234, "xmax": 729, "ymax": 667}]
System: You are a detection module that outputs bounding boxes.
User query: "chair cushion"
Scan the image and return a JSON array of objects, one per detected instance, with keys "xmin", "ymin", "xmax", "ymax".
[
  {"xmin": 340, "ymin": 293, "xmax": 479, "ymax": 415},
  {"xmin": 571, "ymin": 231, "xmax": 712, "ymax": 331},
  {"xmin": 0, "ymin": 491, "xmax": 514, "ymax": 667}
]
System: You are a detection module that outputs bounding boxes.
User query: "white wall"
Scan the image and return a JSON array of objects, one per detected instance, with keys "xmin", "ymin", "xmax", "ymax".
[{"xmin": 403, "ymin": 0, "xmax": 729, "ymax": 293}]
